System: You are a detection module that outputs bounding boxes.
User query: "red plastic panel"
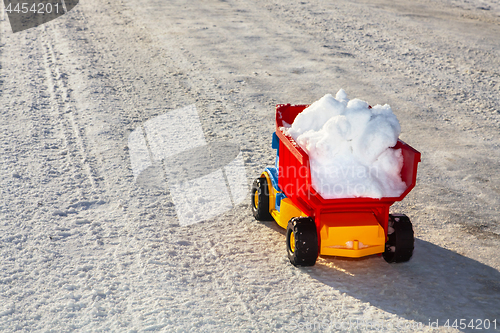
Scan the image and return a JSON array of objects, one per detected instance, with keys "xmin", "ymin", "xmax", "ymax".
[{"xmin": 274, "ymin": 104, "xmax": 421, "ymax": 233}]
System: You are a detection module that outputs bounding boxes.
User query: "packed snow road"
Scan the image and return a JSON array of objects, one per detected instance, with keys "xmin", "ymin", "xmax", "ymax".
[{"xmin": 1, "ymin": 0, "xmax": 500, "ymax": 331}]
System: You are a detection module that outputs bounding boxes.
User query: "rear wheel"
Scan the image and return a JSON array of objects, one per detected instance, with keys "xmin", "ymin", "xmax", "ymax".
[
  {"xmin": 286, "ymin": 217, "xmax": 318, "ymax": 266},
  {"xmin": 383, "ymin": 214, "xmax": 414, "ymax": 263},
  {"xmin": 251, "ymin": 177, "xmax": 272, "ymax": 221}
]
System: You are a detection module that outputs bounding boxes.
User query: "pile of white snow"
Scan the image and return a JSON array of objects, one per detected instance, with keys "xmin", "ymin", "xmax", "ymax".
[{"xmin": 287, "ymin": 90, "xmax": 407, "ymax": 199}]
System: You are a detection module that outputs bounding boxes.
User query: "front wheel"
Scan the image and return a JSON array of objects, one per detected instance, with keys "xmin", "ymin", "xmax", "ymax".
[
  {"xmin": 383, "ymin": 214, "xmax": 414, "ymax": 263},
  {"xmin": 251, "ymin": 177, "xmax": 272, "ymax": 221},
  {"xmin": 286, "ymin": 217, "xmax": 318, "ymax": 266}
]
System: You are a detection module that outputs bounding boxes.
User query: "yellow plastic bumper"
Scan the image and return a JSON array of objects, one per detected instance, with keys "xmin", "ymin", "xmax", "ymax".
[{"xmin": 319, "ymin": 212, "xmax": 385, "ymax": 258}]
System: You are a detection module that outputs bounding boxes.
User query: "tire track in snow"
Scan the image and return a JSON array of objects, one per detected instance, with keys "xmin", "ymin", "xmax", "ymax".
[{"xmin": 38, "ymin": 24, "xmax": 101, "ymax": 192}]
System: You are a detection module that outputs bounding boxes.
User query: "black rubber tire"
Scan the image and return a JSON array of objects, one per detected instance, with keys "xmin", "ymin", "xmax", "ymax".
[
  {"xmin": 251, "ymin": 177, "xmax": 273, "ymax": 221},
  {"xmin": 383, "ymin": 214, "xmax": 414, "ymax": 263},
  {"xmin": 286, "ymin": 217, "xmax": 318, "ymax": 266}
]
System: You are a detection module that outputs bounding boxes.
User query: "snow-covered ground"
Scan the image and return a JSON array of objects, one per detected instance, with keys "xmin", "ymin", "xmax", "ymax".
[{"xmin": 1, "ymin": 0, "xmax": 499, "ymax": 331}]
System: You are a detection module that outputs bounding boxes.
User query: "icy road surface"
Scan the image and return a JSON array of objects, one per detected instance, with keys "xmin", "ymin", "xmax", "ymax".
[{"xmin": 1, "ymin": 0, "xmax": 500, "ymax": 331}]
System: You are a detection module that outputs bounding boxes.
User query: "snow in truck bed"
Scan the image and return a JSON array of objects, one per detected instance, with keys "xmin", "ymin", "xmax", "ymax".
[{"xmin": 287, "ymin": 90, "xmax": 406, "ymax": 199}]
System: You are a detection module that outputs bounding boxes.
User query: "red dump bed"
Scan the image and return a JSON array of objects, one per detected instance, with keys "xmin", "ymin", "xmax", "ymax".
[{"xmin": 275, "ymin": 104, "xmax": 421, "ymax": 229}]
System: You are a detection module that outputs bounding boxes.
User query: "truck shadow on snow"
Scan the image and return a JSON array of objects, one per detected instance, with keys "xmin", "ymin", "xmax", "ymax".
[{"xmin": 305, "ymin": 239, "xmax": 500, "ymax": 332}]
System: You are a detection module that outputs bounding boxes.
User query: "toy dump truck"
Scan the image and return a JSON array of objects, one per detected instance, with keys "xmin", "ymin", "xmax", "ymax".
[{"xmin": 251, "ymin": 104, "xmax": 421, "ymax": 266}]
